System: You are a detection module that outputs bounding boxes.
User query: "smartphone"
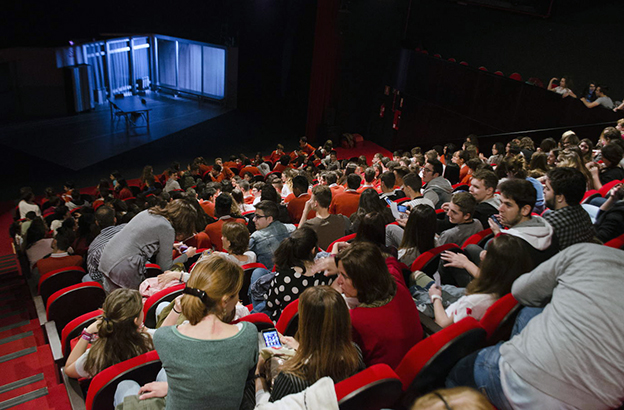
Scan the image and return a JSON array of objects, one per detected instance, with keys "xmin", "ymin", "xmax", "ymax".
[
  {"xmin": 384, "ymin": 197, "xmax": 393, "ymax": 206},
  {"xmin": 489, "ymin": 215, "xmax": 504, "ymax": 229},
  {"xmin": 261, "ymin": 328, "xmax": 282, "ymax": 349},
  {"xmin": 397, "ymin": 204, "xmax": 408, "ymax": 213}
]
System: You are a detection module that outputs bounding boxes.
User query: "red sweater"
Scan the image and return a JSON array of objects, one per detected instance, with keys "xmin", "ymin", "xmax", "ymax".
[{"xmin": 350, "ymin": 257, "xmax": 422, "ymax": 369}]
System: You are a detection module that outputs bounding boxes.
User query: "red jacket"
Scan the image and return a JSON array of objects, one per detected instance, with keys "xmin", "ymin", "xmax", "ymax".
[
  {"xmin": 329, "ymin": 191, "xmax": 361, "ymax": 218},
  {"xmin": 349, "ymin": 257, "xmax": 422, "ymax": 368}
]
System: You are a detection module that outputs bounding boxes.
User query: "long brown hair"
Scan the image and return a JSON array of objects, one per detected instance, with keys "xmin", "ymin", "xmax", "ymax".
[
  {"xmin": 466, "ymin": 235, "xmax": 531, "ymax": 298},
  {"xmin": 149, "ymin": 198, "xmax": 198, "ymax": 238},
  {"xmin": 180, "ymin": 254, "xmax": 243, "ymax": 325},
  {"xmin": 84, "ymin": 289, "xmax": 153, "ymax": 375},
  {"xmin": 280, "ymin": 286, "xmax": 359, "ymax": 383}
]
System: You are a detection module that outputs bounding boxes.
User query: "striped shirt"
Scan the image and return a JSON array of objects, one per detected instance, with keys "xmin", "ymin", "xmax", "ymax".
[{"xmin": 86, "ymin": 224, "xmax": 126, "ymax": 281}]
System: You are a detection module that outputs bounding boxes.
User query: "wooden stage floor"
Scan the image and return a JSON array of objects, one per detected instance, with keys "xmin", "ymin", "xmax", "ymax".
[{"xmin": 0, "ymin": 93, "xmax": 229, "ymax": 171}]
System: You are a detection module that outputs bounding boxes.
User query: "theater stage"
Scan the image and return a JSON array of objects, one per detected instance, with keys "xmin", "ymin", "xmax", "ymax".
[{"xmin": 0, "ymin": 93, "xmax": 230, "ymax": 171}]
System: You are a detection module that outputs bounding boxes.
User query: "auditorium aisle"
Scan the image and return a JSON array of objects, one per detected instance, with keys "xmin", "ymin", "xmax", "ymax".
[{"xmin": 0, "ymin": 254, "xmax": 71, "ymax": 409}]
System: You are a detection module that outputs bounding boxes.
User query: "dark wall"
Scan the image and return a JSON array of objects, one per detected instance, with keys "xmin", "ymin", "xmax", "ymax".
[{"xmin": 404, "ymin": 0, "xmax": 622, "ymax": 100}]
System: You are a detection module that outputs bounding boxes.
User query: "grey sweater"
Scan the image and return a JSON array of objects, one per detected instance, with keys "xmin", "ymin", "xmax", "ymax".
[
  {"xmin": 99, "ymin": 210, "xmax": 188, "ymax": 289},
  {"xmin": 501, "ymin": 243, "xmax": 624, "ymax": 409},
  {"xmin": 154, "ymin": 322, "xmax": 258, "ymax": 410}
]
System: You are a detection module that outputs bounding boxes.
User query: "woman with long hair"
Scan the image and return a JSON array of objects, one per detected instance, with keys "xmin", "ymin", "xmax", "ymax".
[
  {"xmin": 398, "ymin": 205, "xmax": 437, "ymax": 266},
  {"xmin": 578, "ymin": 138, "xmax": 595, "ymax": 164},
  {"xmin": 528, "ymin": 151, "xmax": 549, "ymax": 179},
  {"xmin": 65, "ymin": 289, "xmax": 153, "ymax": 379},
  {"xmin": 416, "ymin": 235, "xmax": 532, "ymax": 328},
  {"xmin": 354, "ymin": 211, "xmax": 397, "ymax": 258},
  {"xmin": 557, "ymin": 149, "xmax": 593, "ymax": 190},
  {"xmin": 264, "ymin": 228, "xmax": 332, "ymax": 322},
  {"xmin": 139, "ymin": 165, "xmax": 154, "ymax": 191},
  {"xmin": 350, "ymin": 188, "xmax": 394, "ymax": 231},
  {"xmin": 98, "ymin": 199, "xmax": 199, "ymax": 291},
  {"xmin": 130, "ymin": 254, "xmax": 258, "ymax": 410},
  {"xmin": 256, "ymin": 286, "xmax": 363, "ymax": 402}
]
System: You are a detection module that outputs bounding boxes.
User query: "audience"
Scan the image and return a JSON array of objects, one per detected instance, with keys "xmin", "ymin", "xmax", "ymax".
[
  {"xmin": 99, "ymin": 199, "xmax": 198, "ymax": 291},
  {"xmin": 422, "ymin": 159, "xmax": 452, "ymax": 208},
  {"xmin": 329, "ymin": 173, "xmax": 361, "ymax": 217},
  {"xmin": 204, "ymin": 193, "xmax": 246, "ymax": 251},
  {"xmin": 299, "ymin": 185, "xmax": 351, "ymax": 250},
  {"xmin": 65, "ymin": 288, "xmax": 153, "ymax": 379},
  {"xmin": 35, "ymin": 226, "xmax": 83, "ymax": 277},
  {"xmin": 397, "ymin": 204, "xmax": 437, "ymax": 266},
  {"xmin": 258, "ymin": 286, "xmax": 363, "ymax": 402},
  {"xmin": 249, "ymin": 200, "xmax": 296, "ymax": 268},
  {"xmin": 468, "ymin": 170, "xmax": 501, "ymax": 228},
  {"xmin": 447, "ymin": 243, "xmax": 624, "ymax": 410},
  {"xmin": 437, "ymin": 192, "xmax": 483, "ymax": 247},
  {"xmin": 86, "ymin": 206, "xmax": 127, "ymax": 283}
]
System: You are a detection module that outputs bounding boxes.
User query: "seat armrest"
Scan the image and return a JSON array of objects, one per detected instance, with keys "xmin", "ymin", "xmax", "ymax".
[{"xmin": 419, "ymin": 311, "xmax": 443, "ymax": 336}]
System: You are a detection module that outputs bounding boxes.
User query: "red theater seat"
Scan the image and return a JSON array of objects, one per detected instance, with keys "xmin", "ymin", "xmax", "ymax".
[
  {"xmin": 411, "ymin": 244, "xmax": 460, "ymax": 276},
  {"xmin": 335, "ymin": 364, "xmax": 403, "ymax": 410},
  {"xmin": 240, "ymin": 262, "xmax": 267, "ymax": 305},
  {"xmin": 47, "ymin": 282, "xmax": 106, "ymax": 334},
  {"xmin": 233, "ymin": 312, "xmax": 274, "ymax": 331},
  {"xmin": 605, "ymin": 234, "xmax": 624, "ymax": 250},
  {"xmin": 461, "ymin": 228, "xmax": 494, "ymax": 249},
  {"xmin": 85, "ymin": 351, "xmax": 161, "ymax": 410},
  {"xmin": 327, "ymin": 233, "xmax": 357, "ymax": 253},
  {"xmin": 395, "ymin": 317, "xmax": 486, "ymax": 407},
  {"xmin": 145, "ymin": 263, "xmax": 162, "ymax": 278},
  {"xmin": 61, "ymin": 310, "xmax": 101, "ymax": 360},
  {"xmin": 38, "ymin": 266, "xmax": 85, "ymax": 305},
  {"xmin": 509, "ymin": 72, "xmax": 523, "ymax": 81},
  {"xmin": 276, "ymin": 299, "xmax": 299, "ymax": 336},
  {"xmin": 142, "ymin": 283, "xmax": 185, "ymax": 328},
  {"xmin": 480, "ymin": 293, "xmax": 520, "ymax": 345}
]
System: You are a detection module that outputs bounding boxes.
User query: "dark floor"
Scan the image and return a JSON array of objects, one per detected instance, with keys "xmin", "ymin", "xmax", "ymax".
[
  {"xmin": 0, "ymin": 100, "xmax": 306, "ymax": 202},
  {"xmin": 0, "ymin": 93, "xmax": 229, "ymax": 171}
]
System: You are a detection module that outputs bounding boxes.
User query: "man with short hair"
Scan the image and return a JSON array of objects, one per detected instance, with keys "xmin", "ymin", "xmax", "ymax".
[
  {"xmin": 437, "ymin": 192, "xmax": 483, "ymax": 246},
  {"xmin": 36, "ymin": 227, "xmax": 83, "ymax": 277},
  {"xmin": 422, "ymin": 159, "xmax": 453, "ymax": 209},
  {"xmin": 402, "ymin": 173, "xmax": 434, "ymax": 209},
  {"xmin": 329, "ymin": 174, "xmax": 362, "ymax": 217},
  {"xmin": 249, "ymin": 201, "xmax": 296, "ymax": 268},
  {"xmin": 379, "ymin": 171, "xmax": 406, "ymax": 201},
  {"xmin": 322, "ymin": 171, "xmax": 345, "ymax": 197},
  {"xmin": 448, "ymin": 243, "xmax": 624, "ymax": 410},
  {"xmin": 164, "ymin": 170, "xmax": 181, "ymax": 192},
  {"xmin": 300, "ymin": 185, "xmax": 351, "ymax": 250},
  {"xmin": 204, "ymin": 194, "xmax": 246, "ymax": 251},
  {"xmin": 358, "ymin": 167, "xmax": 377, "ymax": 193},
  {"xmin": 86, "ymin": 206, "xmax": 126, "ymax": 283},
  {"xmin": 581, "ymin": 85, "xmax": 614, "ymax": 109},
  {"xmin": 286, "ymin": 175, "xmax": 315, "ymax": 224},
  {"xmin": 542, "ymin": 167, "xmax": 596, "ymax": 250},
  {"xmin": 469, "ymin": 169, "xmax": 501, "ymax": 228},
  {"xmin": 322, "ymin": 150, "xmax": 340, "ymax": 169}
]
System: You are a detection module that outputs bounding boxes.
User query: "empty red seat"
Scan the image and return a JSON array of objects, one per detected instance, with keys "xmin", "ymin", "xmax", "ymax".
[
  {"xmin": 433, "ymin": 54, "xmax": 442, "ymax": 58},
  {"xmin": 395, "ymin": 317, "xmax": 486, "ymax": 407},
  {"xmin": 47, "ymin": 282, "xmax": 106, "ymax": 334},
  {"xmin": 142, "ymin": 283, "xmax": 185, "ymax": 328},
  {"xmin": 448, "ymin": 58, "xmax": 456, "ymax": 63},
  {"xmin": 335, "ymin": 364, "xmax": 403, "ymax": 410},
  {"xmin": 276, "ymin": 299, "xmax": 299, "ymax": 336},
  {"xmin": 144, "ymin": 263, "xmax": 162, "ymax": 278},
  {"xmin": 38, "ymin": 266, "xmax": 85, "ymax": 305},
  {"xmin": 494, "ymin": 71, "xmax": 504, "ymax": 76},
  {"xmin": 86, "ymin": 351, "xmax": 161, "ymax": 410},
  {"xmin": 459, "ymin": 61, "xmax": 468, "ymax": 66},
  {"xmin": 240, "ymin": 262, "xmax": 268, "ymax": 305},
  {"xmin": 478, "ymin": 66, "xmax": 488, "ymax": 71},
  {"xmin": 509, "ymin": 72, "xmax": 523, "ymax": 81}
]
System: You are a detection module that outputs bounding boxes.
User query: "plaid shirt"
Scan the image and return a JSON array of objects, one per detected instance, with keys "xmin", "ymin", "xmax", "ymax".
[{"xmin": 543, "ymin": 205, "xmax": 596, "ymax": 250}]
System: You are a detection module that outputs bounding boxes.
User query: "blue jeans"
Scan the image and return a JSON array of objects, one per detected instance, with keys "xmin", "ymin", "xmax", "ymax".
[
  {"xmin": 249, "ymin": 268, "xmax": 271, "ymax": 316},
  {"xmin": 446, "ymin": 306, "xmax": 544, "ymax": 409}
]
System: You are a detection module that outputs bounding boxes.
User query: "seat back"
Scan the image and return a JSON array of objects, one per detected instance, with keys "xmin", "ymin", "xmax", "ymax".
[
  {"xmin": 327, "ymin": 233, "xmax": 357, "ymax": 253},
  {"xmin": 143, "ymin": 284, "xmax": 185, "ymax": 328},
  {"xmin": 509, "ymin": 72, "xmax": 523, "ymax": 81},
  {"xmin": 599, "ymin": 180, "xmax": 621, "ymax": 198},
  {"xmin": 581, "ymin": 189, "xmax": 601, "ymax": 204},
  {"xmin": 240, "ymin": 262, "xmax": 267, "ymax": 306},
  {"xmin": 336, "ymin": 364, "xmax": 403, "ymax": 410},
  {"xmin": 411, "ymin": 244, "xmax": 459, "ymax": 276},
  {"xmin": 233, "ymin": 312, "xmax": 274, "ymax": 331},
  {"xmin": 144, "ymin": 263, "xmax": 162, "ymax": 278},
  {"xmin": 395, "ymin": 317, "xmax": 486, "ymax": 407},
  {"xmin": 85, "ymin": 351, "xmax": 161, "ymax": 410},
  {"xmin": 461, "ymin": 228, "xmax": 493, "ymax": 249},
  {"xmin": 61, "ymin": 310, "xmax": 101, "ymax": 360},
  {"xmin": 605, "ymin": 233, "xmax": 624, "ymax": 250},
  {"xmin": 276, "ymin": 299, "xmax": 299, "ymax": 336},
  {"xmin": 47, "ymin": 282, "xmax": 106, "ymax": 334},
  {"xmin": 480, "ymin": 293, "xmax": 520, "ymax": 345},
  {"xmin": 38, "ymin": 266, "xmax": 86, "ymax": 305}
]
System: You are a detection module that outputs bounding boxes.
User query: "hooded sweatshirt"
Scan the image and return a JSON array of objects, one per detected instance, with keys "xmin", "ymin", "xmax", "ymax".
[
  {"xmin": 504, "ymin": 215, "xmax": 558, "ymax": 268},
  {"xmin": 422, "ymin": 176, "xmax": 453, "ymax": 209}
]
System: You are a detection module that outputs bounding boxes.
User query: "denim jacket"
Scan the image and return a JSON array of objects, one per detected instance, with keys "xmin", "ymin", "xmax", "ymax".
[{"xmin": 249, "ymin": 221, "xmax": 296, "ymax": 268}]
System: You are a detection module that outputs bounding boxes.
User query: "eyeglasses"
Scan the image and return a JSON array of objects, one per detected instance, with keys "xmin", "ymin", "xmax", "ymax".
[
  {"xmin": 423, "ymin": 168, "xmax": 434, "ymax": 173},
  {"xmin": 253, "ymin": 214, "xmax": 268, "ymax": 220}
]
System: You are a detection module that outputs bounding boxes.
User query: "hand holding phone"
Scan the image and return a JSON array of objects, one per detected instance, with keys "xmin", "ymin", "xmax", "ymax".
[{"xmin": 261, "ymin": 329, "xmax": 282, "ymax": 349}]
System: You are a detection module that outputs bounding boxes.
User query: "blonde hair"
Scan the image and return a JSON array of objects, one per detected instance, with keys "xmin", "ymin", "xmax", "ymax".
[
  {"xmin": 84, "ymin": 289, "xmax": 153, "ymax": 376},
  {"xmin": 411, "ymin": 387, "xmax": 494, "ymax": 410},
  {"xmin": 181, "ymin": 254, "xmax": 243, "ymax": 325},
  {"xmin": 149, "ymin": 199, "xmax": 198, "ymax": 238}
]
